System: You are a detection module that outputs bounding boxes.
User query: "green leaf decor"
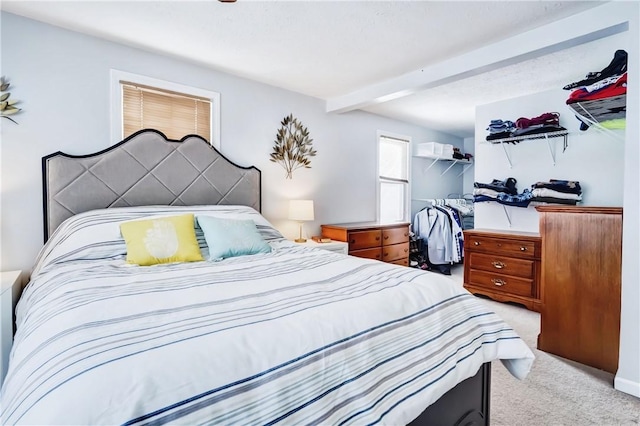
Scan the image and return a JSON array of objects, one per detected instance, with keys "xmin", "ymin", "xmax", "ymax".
[
  {"xmin": 270, "ymin": 114, "xmax": 316, "ymax": 179},
  {"xmin": 0, "ymin": 77, "xmax": 21, "ymax": 124}
]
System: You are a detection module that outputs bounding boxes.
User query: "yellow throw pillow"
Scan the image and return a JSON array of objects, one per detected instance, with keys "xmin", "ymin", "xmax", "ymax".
[{"xmin": 120, "ymin": 214, "xmax": 203, "ymax": 266}]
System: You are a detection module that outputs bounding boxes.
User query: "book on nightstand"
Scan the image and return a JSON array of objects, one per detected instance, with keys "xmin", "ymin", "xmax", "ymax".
[{"xmin": 311, "ymin": 236, "xmax": 332, "ymax": 243}]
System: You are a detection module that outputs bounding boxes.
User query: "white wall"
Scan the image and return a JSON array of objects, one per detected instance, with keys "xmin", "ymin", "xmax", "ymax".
[
  {"xmin": 474, "ymin": 30, "xmax": 628, "ymax": 232},
  {"xmin": 0, "ymin": 12, "xmax": 462, "ymax": 273},
  {"xmin": 617, "ymin": 1, "xmax": 640, "ymax": 399},
  {"xmin": 473, "ymin": 18, "xmax": 640, "ymax": 398},
  {"xmin": 463, "ymin": 136, "xmax": 475, "ymax": 196}
]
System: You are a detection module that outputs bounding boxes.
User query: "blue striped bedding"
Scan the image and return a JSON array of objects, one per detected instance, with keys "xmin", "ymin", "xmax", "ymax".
[{"xmin": 0, "ymin": 206, "xmax": 534, "ymax": 425}]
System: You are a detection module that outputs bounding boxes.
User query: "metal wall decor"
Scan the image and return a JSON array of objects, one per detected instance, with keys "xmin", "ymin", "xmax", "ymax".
[
  {"xmin": 270, "ymin": 114, "xmax": 316, "ymax": 179},
  {"xmin": 0, "ymin": 77, "xmax": 21, "ymax": 124}
]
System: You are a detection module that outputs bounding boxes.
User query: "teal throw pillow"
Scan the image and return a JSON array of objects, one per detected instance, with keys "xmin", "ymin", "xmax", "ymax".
[{"xmin": 197, "ymin": 216, "xmax": 271, "ymax": 260}]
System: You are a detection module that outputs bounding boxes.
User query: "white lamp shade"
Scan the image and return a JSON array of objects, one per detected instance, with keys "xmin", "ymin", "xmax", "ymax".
[{"xmin": 289, "ymin": 200, "xmax": 314, "ymax": 221}]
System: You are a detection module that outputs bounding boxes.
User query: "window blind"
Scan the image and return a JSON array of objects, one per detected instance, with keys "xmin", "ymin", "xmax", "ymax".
[
  {"xmin": 121, "ymin": 81, "xmax": 211, "ymax": 141},
  {"xmin": 379, "ymin": 136, "xmax": 409, "ymax": 183}
]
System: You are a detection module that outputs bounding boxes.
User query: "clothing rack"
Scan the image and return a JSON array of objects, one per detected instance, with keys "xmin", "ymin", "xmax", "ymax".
[{"xmin": 412, "ymin": 196, "xmax": 474, "ymax": 216}]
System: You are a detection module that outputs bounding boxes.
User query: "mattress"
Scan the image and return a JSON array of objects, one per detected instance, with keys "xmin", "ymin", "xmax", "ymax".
[{"xmin": 0, "ymin": 206, "xmax": 534, "ymax": 425}]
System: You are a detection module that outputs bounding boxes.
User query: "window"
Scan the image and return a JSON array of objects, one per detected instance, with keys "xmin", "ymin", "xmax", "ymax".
[
  {"xmin": 121, "ymin": 82, "xmax": 210, "ymax": 142},
  {"xmin": 378, "ymin": 133, "xmax": 410, "ymax": 223},
  {"xmin": 110, "ymin": 70, "xmax": 220, "ymax": 148}
]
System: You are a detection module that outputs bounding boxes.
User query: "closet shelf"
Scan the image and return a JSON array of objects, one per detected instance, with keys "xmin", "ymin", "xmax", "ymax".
[
  {"xmin": 413, "ymin": 154, "xmax": 474, "ymax": 177},
  {"xmin": 566, "ymin": 95, "xmax": 626, "ymax": 142},
  {"xmin": 483, "ymin": 129, "xmax": 569, "ymax": 145},
  {"xmin": 481, "ymin": 130, "xmax": 569, "ymax": 169}
]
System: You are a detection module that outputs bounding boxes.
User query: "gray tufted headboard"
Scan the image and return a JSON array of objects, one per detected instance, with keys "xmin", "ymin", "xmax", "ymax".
[{"xmin": 42, "ymin": 129, "xmax": 261, "ymax": 241}]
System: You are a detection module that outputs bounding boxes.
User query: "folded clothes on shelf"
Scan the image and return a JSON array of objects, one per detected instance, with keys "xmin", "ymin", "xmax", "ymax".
[
  {"xmin": 515, "ymin": 112, "xmax": 560, "ymax": 129},
  {"xmin": 563, "ymin": 49, "xmax": 627, "ymax": 91},
  {"xmin": 496, "ymin": 188, "xmax": 533, "ymax": 208},
  {"xmin": 473, "ymin": 194, "xmax": 497, "ymax": 203},
  {"xmin": 473, "ymin": 179, "xmax": 583, "ymax": 207},
  {"xmin": 532, "ymin": 179, "xmax": 582, "ymax": 195},
  {"xmin": 532, "ymin": 188, "xmax": 582, "ymax": 201},
  {"xmin": 473, "ymin": 177, "xmax": 518, "ymax": 195},
  {"xmin": 529, "ymin": 179, "xmax": 582, "ymax": 205},
  {"xmin": 567, "ymin": 73, "xmax": 627, "ymax": 105},
  {"xmin": 530, "ymin": 198, "xmax": 579, "ymax": 206},
  {"xmin": 486, "ymin": 119, "xmax": 516, "ymax": 134},
  {"xmin": 485, "ymin": 113, "xmax": 566, "ymax": 142},
  {"xmin": 564, "ymin": 50, "xmax": 628, "ymax": 130},
  {"xmin": 511, "ymin": 124, "xmax": 567, "ymax": 137},
  {"xmin": 600, "ymin": 118, "xmax": 626, "ymax": 129},
  {"xmin": 473, "ymin": 187, "xmax": 502, "ymax": 198}
]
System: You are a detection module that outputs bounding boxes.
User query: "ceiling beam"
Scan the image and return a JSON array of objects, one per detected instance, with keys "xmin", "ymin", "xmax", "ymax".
[{"xmin": 326, "ymin": 2, "xmax": 631, "ymax": 114}]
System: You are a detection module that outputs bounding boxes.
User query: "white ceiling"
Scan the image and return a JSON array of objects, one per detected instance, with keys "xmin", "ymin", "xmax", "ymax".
[{"xmin": 1, "ymin": 1, "xmax": 615, "ymax": 138}]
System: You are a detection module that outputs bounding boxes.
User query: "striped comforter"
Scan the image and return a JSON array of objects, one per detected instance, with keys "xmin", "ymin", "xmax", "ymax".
[{"xmin": 1, "ymin": 206, "xmax": 534, "ymax": 425}]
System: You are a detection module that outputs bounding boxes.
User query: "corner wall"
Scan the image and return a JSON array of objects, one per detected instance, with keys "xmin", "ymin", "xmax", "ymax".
[
  {"xmin": 616, "ymin": 1, "xmax": 640, "ymax": 399},
  {"xmin": 473, "ymin": 32, "xmax": 627, "ymax": 232}
]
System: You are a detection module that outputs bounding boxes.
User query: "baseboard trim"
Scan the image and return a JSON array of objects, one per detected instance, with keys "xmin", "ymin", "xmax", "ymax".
[{"xmin": 614, "ymin": 375, "xmax": 640, "ymax": 398}]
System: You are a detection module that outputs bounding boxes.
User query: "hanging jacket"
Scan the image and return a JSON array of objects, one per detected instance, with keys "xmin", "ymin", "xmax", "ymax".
[{"xmin": 413, "ymin": 208, "xmax": 454, "ymax": 265}]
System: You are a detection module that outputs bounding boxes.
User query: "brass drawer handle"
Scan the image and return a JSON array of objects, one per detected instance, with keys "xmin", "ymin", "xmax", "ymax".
[
  {"xmin": 404, "ymin": 248, "xmax": 408, "ymax": 253},
  {"xmin": 404, "ymin": 232, "xmax": 409, "ymax": 237},
  {"xmin": 376, "ymin": 236, "xmax": 380, "ymax": 241},
  {"xmin": 492, "ymin": 278, "xmax": 506, "ymax": 287},
  {"xmin": 492, "ymin": 261, "xmax": 506, "ymax": 269},
  {"xmin": 474, "ymin": 241, "xmax": 480, "ymax": 246},
  {"xmin": 520, "ymin": 246, "xmax": 527, "ymax": 251},
  {"xmin": 350, "ymin": 239, "xmax": 356, "ymax": 244},
  {"xmin": 384, "ymin": 235, "xmax": 389, "ymax": 240}
]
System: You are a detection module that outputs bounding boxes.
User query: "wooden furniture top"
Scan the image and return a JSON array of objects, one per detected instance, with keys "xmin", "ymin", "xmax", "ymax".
[
  {"xmin": 321, "ymin": 222, "xmax": 410, "ymax": 231},
  {"xmin": 535, "ymin": 206, "xmax": 622, "ymax": 215},
  {"xmin": 464, "ymin": 228, "xmax": 541, "ymax": 240}
]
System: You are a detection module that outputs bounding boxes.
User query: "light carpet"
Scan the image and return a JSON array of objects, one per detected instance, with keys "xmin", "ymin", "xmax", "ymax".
[{"xmin": 447, "ymin": 264, "xmax": 640, "ymax": 425}]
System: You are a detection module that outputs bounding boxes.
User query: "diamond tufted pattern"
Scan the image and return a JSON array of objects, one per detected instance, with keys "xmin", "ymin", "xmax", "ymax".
[{"xmin": 43, "ymin": 130, "xmax": 260, "ymax": 241}]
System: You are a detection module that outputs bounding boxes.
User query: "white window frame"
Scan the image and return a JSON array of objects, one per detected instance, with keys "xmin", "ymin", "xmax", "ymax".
[
  {"xmin": 109, "ymin": 69, "xmax": 221, "ymax": 149},
  {"xmin": 376, "ymin": 130, "xmax": 411, "ymax": 223}
]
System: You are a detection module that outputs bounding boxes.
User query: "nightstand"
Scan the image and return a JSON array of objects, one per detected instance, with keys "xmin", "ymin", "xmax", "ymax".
[
  {"xmin": 295, "ymin": 240, "xmax": 349, "ymax": 255},
  {"xmin": 321, "ymin": 222, "xmax": 411, "ymax": 266},
  {"xmin": 1, "ymin": 270, "xmax": 22, "ymax": 385}
]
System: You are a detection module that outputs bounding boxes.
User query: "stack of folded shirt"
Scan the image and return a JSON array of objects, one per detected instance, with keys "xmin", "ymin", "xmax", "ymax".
[
  {"xmin": 473, "ymin": 177, "xmax": 517, "ymax": 202},
  {"xmin": 485, "ymin": 113, "xmax": 566, "ymax": 141},
  {"xmin": 511, "ymin": 112, "xmax": 566, "ymax": 137},
  {"xmin": 564, "ymin": 50, "xmax": 627, "ymax": 130},
  {"xmin": 566, "ymin": 73, "xmax": 627, "ymax": 105},
  {"xmin": 495, "ymin": 188, "xmax": 533, "ymax": 208},
  {"xmin": 486, "ymin": 119, "xmax": 515, "ymax": 141},
  {"xmin": 474, "ymin": 178, "xmax": 533, "ymax": 208},
  {"xmin": 530, "ymin": 179, "xmax": 582, "ymax": 205}
]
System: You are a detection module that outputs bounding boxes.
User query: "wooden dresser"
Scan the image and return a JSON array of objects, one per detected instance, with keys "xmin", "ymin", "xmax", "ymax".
[
  {"xmin": 536, "ymin": 206, "xmax": 622, "ymax": 374},
  {"xmin": 463, "ymin": 229, "xmax": 541, "ymax": 312},
  {"xmin": 321, "ymin": 222, "xmax": 410, "ymax": 266}
]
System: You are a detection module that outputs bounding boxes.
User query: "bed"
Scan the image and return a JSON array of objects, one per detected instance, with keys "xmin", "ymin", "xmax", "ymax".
[{"xmin": 0, "ymin": 130, "xmax": 534, "ymax": 425}]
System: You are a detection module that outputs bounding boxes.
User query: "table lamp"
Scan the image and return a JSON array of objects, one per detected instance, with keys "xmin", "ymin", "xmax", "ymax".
[{"xmin": 289, "ymin": 199, "xmax": 314, "ymax": 243}]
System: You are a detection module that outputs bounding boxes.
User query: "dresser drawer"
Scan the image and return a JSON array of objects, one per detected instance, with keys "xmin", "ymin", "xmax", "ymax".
[
  {"xmin": 389, "ymin": 258, "xmax": 409, "ymax": 266},
  {"xmin": 350, "ymin": 247, "xmax": 382, "ymax": 261},
  {"xmin": 382, "ymin": 242, "xmax": 410, "ymax": 262},
  {"xmin": 465, "ymin": 236, "xmax": 537, "ymax": 258},
  {"xmin": 348, "ymin": 230, "xmax": 381, "ymax": 251},
  {"xmin": 467, "ymin": 252, "xmax": 534, "ymax": 278},
  {"xmin": 468, "ymin": 269, "xmax": 535, "ymax": 297},
  {"xmin": 382, "ymin": 226, "xmax": 410, "ymax": 246}
]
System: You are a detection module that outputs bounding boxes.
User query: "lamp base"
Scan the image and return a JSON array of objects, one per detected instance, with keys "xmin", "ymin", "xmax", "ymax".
[{"xmin": 294, "ymin": 238, "xmax": 307, "ymax": 243}]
